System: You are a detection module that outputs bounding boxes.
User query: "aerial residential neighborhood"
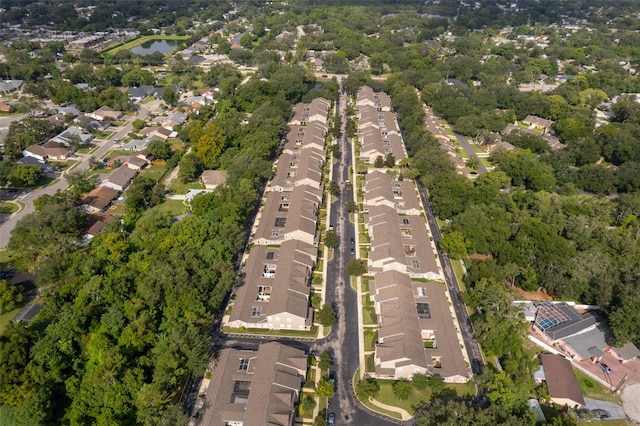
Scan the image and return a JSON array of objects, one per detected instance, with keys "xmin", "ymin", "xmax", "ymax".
[{"xmin": 1, "ymin": 1, "xmax": 640, "ymax": 426}]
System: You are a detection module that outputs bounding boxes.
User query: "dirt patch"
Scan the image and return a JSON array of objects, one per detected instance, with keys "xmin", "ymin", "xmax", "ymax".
[
  {"xmin": 512, "ymin": 287, "xmax": 554, "ymax": 301},
  {"xmin": 621, "ymin": 384, "xmax": 640, "ymax": 425}
]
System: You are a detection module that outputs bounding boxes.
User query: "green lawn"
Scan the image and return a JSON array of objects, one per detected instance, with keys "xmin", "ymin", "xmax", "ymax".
[
  {"xmin": 450, "ymin": 259, "xmax": 468, "ymax": 293},
  {"xmin": 167, "ymin": 179, "xmax": 203, "ymax": 194},
  {"xmin": 0, "ymin": 249, "xmax": 15, "ymax": 265},
  {"xmin": 574, "ymin": 368, "xmax": 621, "ymax": 403},
  {"xmin": 151, "ymin": 199, "xmax": 187, "ymax": 216},
  {"xmin": 365, "ymin": 354, "xmax": 376, "ymax": 373},
  {"xmin": 362, "ymin": 295, "xmax": 377, "ymax": 325},
  {"xmin": 0, "ymin": 202, "xmax": 19, "ymax": 214},
  {"xmin": 76, "ymin": 144, "xmax": 97, "ymax": 154},
  {"xmin": 0, "ymin": 306, "xmax": 22, "ymax": 334},
  {"xmin": 375, "ymin": 380, "xmax": 477, "ymax": 414},
  {"xmin": 361, "ymin": 276, "xmax": 371, "ymax": 293},
  {"xmin": 93, "ymin": 130, "xmax": 115, "ymax": 139},
  {"xmin": 363, "ymin": 329, "xmax": 378, "ymax": 351}
]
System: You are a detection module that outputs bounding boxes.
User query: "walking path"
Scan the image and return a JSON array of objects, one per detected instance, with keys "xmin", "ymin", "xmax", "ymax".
[{"xmin": 368, "ymin": 398, "xmax": 413, "ymax": 421}]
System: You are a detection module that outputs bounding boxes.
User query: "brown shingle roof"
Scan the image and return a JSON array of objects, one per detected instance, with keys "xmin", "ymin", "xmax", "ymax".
[
  {"xmin": 202, "ymin": 342, "xmax": 306, "ymax": 426},
  {"xmin": 81, "ymin": 186, "xmax": 119, "ymax": 211},
  {"xmin": 540, "ymin": 353, "xmax": 585, "ymax": 407}
]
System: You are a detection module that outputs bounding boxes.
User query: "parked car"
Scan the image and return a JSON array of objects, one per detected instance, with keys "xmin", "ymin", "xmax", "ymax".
[
  {"xmin": 327, "ymin": 412, "xmax": 336, "ymax": 425},
  {"xmin": 596, "ymin": 361, "xmax": 611, "ymax": 373},
  {"xmin": 350, "ymin": 238, "xmax": 355, "ymax": 246},
  {"xmin": 328, "ymin": 371, "xmax": 336, "ymax": 388},
  {"xmin": 0, "ymin": 268, "xmax": 15, "ymax": 279},
  {"xmin": 591, "ymin": 409, "xmax": 611, "ymax": 419}
]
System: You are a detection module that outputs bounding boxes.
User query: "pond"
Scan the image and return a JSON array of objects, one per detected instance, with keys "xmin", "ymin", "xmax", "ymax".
[{"xmin": 130, "ymin": 39, "xmax": 178, "ymax": 56}]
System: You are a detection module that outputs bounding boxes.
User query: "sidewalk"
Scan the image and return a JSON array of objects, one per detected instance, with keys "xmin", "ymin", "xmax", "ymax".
[{"xmin": 369, "ymin": 397, "xmax": 413, "ymax": 421}]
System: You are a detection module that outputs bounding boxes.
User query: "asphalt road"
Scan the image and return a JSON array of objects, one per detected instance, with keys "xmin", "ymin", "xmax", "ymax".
[
  {"xmin": 454, "ymin": 133, "xmax": 488, "ymax": 174},
  {"xmin": 0, "ymin": 106, "xmax": 149, "ymax": 248},
  {"xmin": 321, "ymin": 89, "xmax": 403, "ymax": 426},
  {"xmin": 415, "ymin": 180, "xmax": 484, "ymax": 378}
]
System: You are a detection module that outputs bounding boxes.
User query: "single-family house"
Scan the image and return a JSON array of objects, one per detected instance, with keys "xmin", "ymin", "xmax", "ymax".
[
  {"xmin": 124, "ymin": 156, "xmax": 148, "ymax": 170},
  {"xmin": 81, "ymin": 186, "xmax": 120, "ymax": 213},
  {"xmin": 17, "ymin": 156, "xmax": 52, "ymax": 172},
  {"xmin": 82, "ymin": 213, "xmax": 117, "ymax": 243},
  {"xmin": 539, "ymin": 353, "xmax": 585, "ymax": 408},
  {"xmin": 522, "ymin": 115, "xmax": 553, "ymax": 133},
  {"xmin": 128, "ymin": 85, "xmax": 157, "ymax": 102},
  {"xmin": 201, "ymin": 170, "xmax": 228, "ymax": 190},
  {"xmin": 100, "ymin": 166, "xmax": 137, "ymax": 191},
  {"xmin": 0, "ymin": 79, "xmax": 24, "ymax": 93},
  {"xmin": 87, "ymin": 106, "xmax": 123, "ymax": 122},
  {"xmin": 50, "ymin": 126, "xmax": 93, "ymax": 146},
  {"xmin": 22, "ymin": 142, "xmax": 72, "ymax": 161},
  {"xmin": 201, "ymin": 342, "xmax": 306, "ymax": 426},
  {"xmin": 227, "ymin": 240, "xmax": 316, "ymax": 331},
  {"xmin": 531, "ymin": 301, "xmax": 640, "ymax": 363}
]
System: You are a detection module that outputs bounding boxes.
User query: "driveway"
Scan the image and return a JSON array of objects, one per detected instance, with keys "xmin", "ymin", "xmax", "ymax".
[
  {"xmin": 584, "ymin": 397, "xmax": 628, "ymax": 420},
  {"xmin": 621, "ymin": 383, "xmax": 640, "ymax": 424}
]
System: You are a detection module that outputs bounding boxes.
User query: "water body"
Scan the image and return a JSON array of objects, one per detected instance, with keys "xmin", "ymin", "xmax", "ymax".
[{"xmin": 130, "ymin": 39, "xmax": 178, "ymax": 56}]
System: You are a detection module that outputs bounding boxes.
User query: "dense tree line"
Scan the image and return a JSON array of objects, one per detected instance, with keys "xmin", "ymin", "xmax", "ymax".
[{"xmin": 0, "ymin": 58, "xmax": 325, "ymax": 424}]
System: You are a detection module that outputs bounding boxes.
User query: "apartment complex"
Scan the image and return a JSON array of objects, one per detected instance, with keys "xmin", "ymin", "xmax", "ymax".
[
  {"xmin": 224, "ymin": 98, "xmax": 330, "ymax": 332},
  {"xmin": 357, "ymin": 88, "xmax": 469, "ymax": 383},
  {"xmin": 201, "ymin": 342, "xmax": 307, "ymax": 426},
  {"xmin": 356, "ymin": 86, "xmax": 407, "ymax": 165}
]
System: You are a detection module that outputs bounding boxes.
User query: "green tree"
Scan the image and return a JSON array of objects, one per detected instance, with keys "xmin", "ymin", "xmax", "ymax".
[
  {"xmin": 324, "ymin": 230, "xmax": 339, "ymax": 249},
  {"xmin": 8, "ymin": 164, "xmax": 43, "ymax": 186},
  {"xmin": 301, "ymin": 394, "xmax": 316, "ymax": 415},
  {"xmin": 356, "ymin": 378, "xmax": 380, "ymax": 399},
  {"xmin": 392, "ymin": 380, "xmax": 412, "ymax": 400},
  {"xmin": 132, "ymin": 119, "xmax": 146, "ymax": 130},
  {"xmin": 374, "ymin": 155, "xmax": 385, "ymax": 168},
  {"xmin": 329, "ymin": 180, "xmax": 340, "ymax": 195},
  {"xmin": 65, "ymin": 169, "xmax": 97, "ymax": 195},
  {"xmin": 317, "ymin": 304, "xmax": 336, "ymax": 327},
  {"xmin": 318, "ymin": 351, "xmax": 332, "ymax": 371},
  {"xmin": 0, "ymin": 280, "xmax": 23, "ymax": 314},
  {"xmin": 194, "ymin": 123, "xmax": 226, "ymax": 169},
  {"xmin": 147, "ymin": 140, "xmax": 172, "ymax": 160},
  {"xmin": 122, "ymin": 69, "xmax": 155, "ymax": 87},
  {"xmin": 178, "ymin": 153, "xmax": 203, "ymax": 183},
  {"xmin": 411, "ymin": 373, "xmax": 429, "ymax": 390},
  {"xmin": 315, "ymin": 378, "xmax": 335, "ymax": 398},
  {"xmin": 439, "ymin": 231, "xmax": 470, "ymax": 260},
  {"xmin": 162, "ymin": 87, "xmax": 178, "ymax": 106},
  {"xmin": 384, "ymin": 153, "xmax": 396, "ymax": 168},
  {"xmin": 346, "ymin": 259, "xmax": 367, "ymax": 276},
  {"xmin": 347, "ymin": 201, "xmax": 358, "ymax": 213}
]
